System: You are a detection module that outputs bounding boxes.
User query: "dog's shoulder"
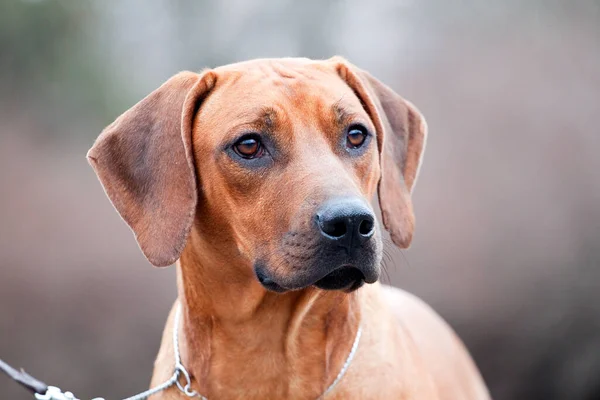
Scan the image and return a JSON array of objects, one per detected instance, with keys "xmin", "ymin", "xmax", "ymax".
[
  {"xmin": 380, "ymin": 285, "xmax": 453, "ymax": 336},
  {"xmin": 379, "ymin": 285, "xmax": 491, "ymax": 400}
]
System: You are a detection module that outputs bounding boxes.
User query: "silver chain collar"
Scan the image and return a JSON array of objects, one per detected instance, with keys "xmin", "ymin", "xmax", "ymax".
[{"xmin": 34, "ymin": 301, "xmax": 362, "ymax": 400}]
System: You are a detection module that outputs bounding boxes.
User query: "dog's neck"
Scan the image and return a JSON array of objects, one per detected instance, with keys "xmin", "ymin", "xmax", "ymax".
[{"xmin": 175, "ymin": 229, "xmax": 362, "ymax": 399}]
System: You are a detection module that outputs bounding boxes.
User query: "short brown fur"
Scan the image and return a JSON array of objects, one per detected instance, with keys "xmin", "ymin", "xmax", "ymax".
[{"xmin": 88, "ymin": 57, "xmax": 490, "ymax": 399}]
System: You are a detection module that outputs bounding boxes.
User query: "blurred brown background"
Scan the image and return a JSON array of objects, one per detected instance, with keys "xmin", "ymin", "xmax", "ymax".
[{"xmin": 1, "ymin": 1, "xmax": 599, "ymax": 399}]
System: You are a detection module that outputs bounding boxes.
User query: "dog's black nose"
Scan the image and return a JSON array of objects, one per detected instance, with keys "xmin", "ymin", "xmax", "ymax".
[{"xmin": 316, "ymin": 197, "xmax": 375, "ymax": 248}]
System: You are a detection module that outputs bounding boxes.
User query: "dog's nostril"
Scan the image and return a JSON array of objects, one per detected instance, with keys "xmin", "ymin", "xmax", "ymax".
[
  {"xmin": 324, "ymin": 220, "xmax": 347, "ymax": 238},
  {"xmin": 358, "ymin": 219, "xmax": 374, "ymax": 236}
]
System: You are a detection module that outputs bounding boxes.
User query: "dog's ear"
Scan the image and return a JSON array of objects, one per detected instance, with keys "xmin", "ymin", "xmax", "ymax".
[
  {"xmin": 331, "ymin": 57, "xmax": 427, "ymax": 248},
  {"xmin": 87, "ymin": 71, "xmax": 216, "ymax": 266}
]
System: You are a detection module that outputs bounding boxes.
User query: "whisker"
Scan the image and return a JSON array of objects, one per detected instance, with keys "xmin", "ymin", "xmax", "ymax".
[
  {"xmin": 398, "ymin": 250, "xmax": 412, "ymax": 269},
  {"xmin": 381, "ymin": 260, "xmax": 392, "ymax": 285}
]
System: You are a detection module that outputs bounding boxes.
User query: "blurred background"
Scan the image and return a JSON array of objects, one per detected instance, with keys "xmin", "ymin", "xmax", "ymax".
[{"xmin": 1, "ymin": 0, "xmax": 599, "ymax": 399}]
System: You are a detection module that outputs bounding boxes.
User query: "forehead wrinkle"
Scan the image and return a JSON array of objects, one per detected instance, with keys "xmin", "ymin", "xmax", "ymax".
[
  {"xmin": 227, "ymin": 106, "xmax": 277, "ymax": 128},
  {"xmin": 271, "ymin": 62, "xmax": 299, "ymax": 79},
  {"xmin": 271, "ymin": 61, "xmax": 327, "ymax": 82},
  {"xmin": 260, "ymin": 106, "xmax": 277, "ymax": 130},
  {"xmin": 333, "ymin": 95, "xmax": 349, "ymax": 125},
  {"xmin": 332, "ymin": 97, "xmax": 363, "ymax": 126}
]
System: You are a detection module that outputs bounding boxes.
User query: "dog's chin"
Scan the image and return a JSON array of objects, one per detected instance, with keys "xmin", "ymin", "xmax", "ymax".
[{"xmin": 313, "ymin": 266, "xmax": 366, "ymax": 292}]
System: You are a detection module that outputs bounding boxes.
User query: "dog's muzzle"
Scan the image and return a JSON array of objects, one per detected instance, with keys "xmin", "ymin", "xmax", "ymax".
[{"xmin": 256, "ymin": 196, "xmax": 381, "ymax": 292}]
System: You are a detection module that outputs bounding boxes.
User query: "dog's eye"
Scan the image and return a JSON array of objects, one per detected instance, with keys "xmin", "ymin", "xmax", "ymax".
[
  {"xmin": 346, "ymin": 125, "xmax": 368, "ymax": 148},
  {"xmin": 233, "ymin": 135, "xmax": 264, "ymax": 159}
]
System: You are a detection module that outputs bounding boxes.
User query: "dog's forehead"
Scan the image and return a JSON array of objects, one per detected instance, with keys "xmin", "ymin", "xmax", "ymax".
[
  {"xmin": 213, "ymin": 58, "xmax": 357, "ymax": 105},
  {"xmin": 214, "ymin": 57, "xmax": 325, "ymax": 78},
  {"xmin": 202, "ymin": 58, "xmax": 368, "ymax": 139}
]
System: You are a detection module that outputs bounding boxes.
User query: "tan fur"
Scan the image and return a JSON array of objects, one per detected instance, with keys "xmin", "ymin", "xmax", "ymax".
[{"xmin": 88, "ymin": 57, "xmax": 490, "ymax": 399}]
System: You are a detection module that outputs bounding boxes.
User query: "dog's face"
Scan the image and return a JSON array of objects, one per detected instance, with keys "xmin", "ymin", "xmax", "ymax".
[
  {"xmin": 87, "ymin": 57, "xmax": 427, "ymax": 293},
  {"xmin": 194, "ymin": 60, "xmax": 382, "ymax": 291}
]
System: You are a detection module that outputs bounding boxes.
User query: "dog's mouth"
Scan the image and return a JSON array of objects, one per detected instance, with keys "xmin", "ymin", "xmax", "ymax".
[
  {"xmin": 256, "ymin": 263, "xmax": 367, "ymax": 293},
  {"xmin": 255, "ymin": 266, "xmax": 288, "ymax": 293},
  {"xmin": 313, "ymin": 266, "xmax": 366, "ymax": 292}
]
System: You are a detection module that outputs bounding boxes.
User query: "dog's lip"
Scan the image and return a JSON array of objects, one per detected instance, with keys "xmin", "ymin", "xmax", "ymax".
[
  {"xmin": 313, "ymin": 265, "xmax": 366, "ymax": 292},
  {"xmin": 256, "ymin": 267, "xmax": 287, "ymax": 293},
  {"xmin": 256, "ymin": 261, "xmax": 378, "ymax": 293}
]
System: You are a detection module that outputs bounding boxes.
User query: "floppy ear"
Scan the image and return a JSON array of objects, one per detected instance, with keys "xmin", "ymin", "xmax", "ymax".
[
  {"xmin": 87, "ymin": 71, "xmax": 216, "ymax": 266},
  {"xmin": 331, "ymin": 57, "xmax": 427, "ymax": 248}
]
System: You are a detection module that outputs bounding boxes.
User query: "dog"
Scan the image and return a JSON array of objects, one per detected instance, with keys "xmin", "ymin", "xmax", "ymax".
[{"xmin": 87, "ymin": 57, "xmax": 490, "ymax": 399}]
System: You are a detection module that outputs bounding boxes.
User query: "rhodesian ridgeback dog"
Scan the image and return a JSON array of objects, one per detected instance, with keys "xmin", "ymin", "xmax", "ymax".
[{"xmin": 87, "ymin": 57, "xmax": 490, "ymax": 399}]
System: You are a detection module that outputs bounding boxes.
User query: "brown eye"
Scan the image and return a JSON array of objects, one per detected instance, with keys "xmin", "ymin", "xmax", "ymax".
[
  {"xmin": 346, "ymin": 125, "xmax": 368, "ymax": 148},
  {"xmin": 233, "ymin": 135, "xmax": 263, "ymax": 159}
]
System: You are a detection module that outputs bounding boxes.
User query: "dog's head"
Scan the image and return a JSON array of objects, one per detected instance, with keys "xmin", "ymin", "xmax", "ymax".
[{"xmin": 88, "ymin": 57, "xmax": 426, "ymax": 293}]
